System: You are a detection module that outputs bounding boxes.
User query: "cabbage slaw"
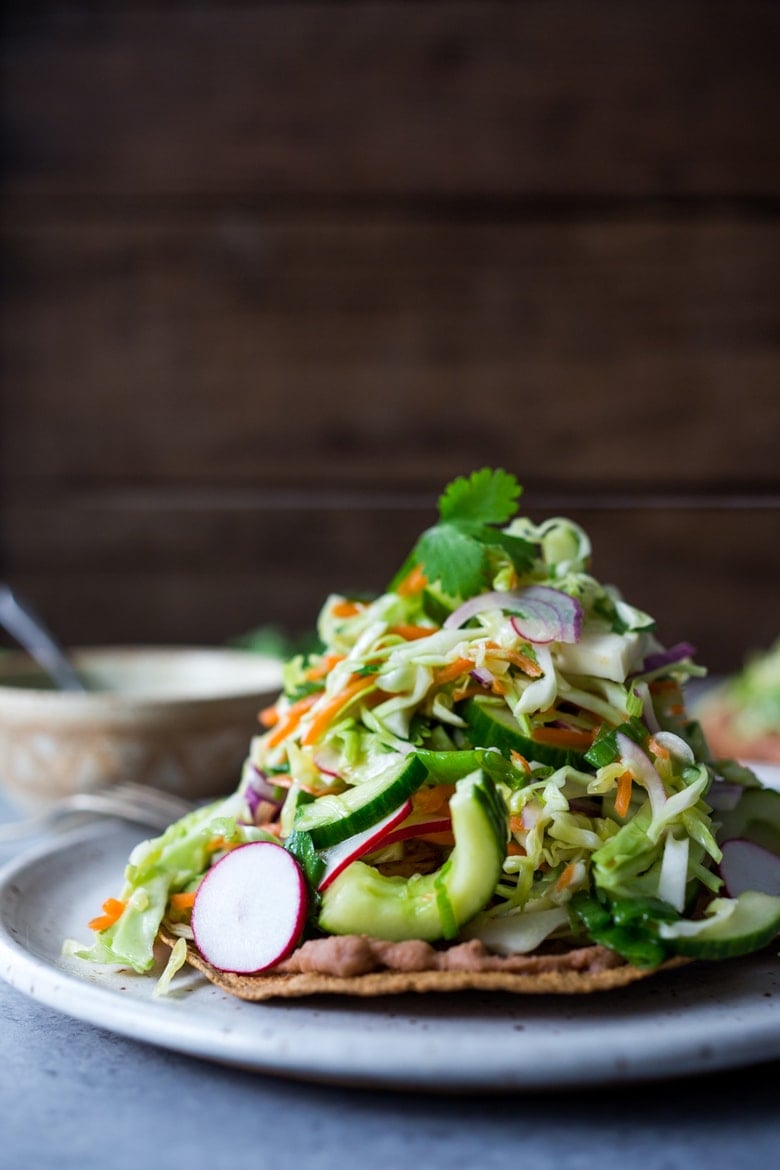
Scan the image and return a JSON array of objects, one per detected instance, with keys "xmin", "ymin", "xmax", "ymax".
[{"xmin": 70, "ymin": 478, "xmax": 780, "ymax": 978}]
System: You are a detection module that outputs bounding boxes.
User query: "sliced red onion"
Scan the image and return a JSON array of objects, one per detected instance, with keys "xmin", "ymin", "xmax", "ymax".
[
  {"xmin": 443, "ymin": 590, "xmax": 520, "ymax": 630},
  {"xmin": 509, "ymin": 586, "xmax": 583, "ymax": 645},
  {"xmin": 616, "ymin": 732, "xmax": 667, "ymax": 817},
  {"xmin": 244, "ymin": 766, "xmax": 284, "ymax": 821},
  {"xmin": 443, "ymin": 586, "xmax": 582, "ymax": 645},
  {"xmin": 719, "ymin": 838, "xmax": 780, "ymax": 897},
  {"xmin": 470, "ymin": 665, "xmax": 495, "ymax": 687},
  {"xmin": 638, "ymin": 642, "xmax": 697, "ymax": 675}
]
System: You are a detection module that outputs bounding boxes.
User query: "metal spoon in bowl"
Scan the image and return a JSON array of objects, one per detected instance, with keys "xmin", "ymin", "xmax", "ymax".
[{"xmin": 0, "ymin": 584, "xmax": 86, "ymax": 692}]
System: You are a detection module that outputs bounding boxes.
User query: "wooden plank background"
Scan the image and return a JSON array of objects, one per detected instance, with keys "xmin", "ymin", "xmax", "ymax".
[{"xmin": 2, "ymin": 2, "xmax": 779, "ymax": 674}]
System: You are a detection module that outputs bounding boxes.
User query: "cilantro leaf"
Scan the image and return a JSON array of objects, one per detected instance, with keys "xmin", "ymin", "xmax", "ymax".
[
  {"xmin": 474, "ymin": 528, "xmax": 536, "ymax": 576},
  {"xmin": 399, "ymin": 468, "xmax": 534, "ymax": 600},
  {"xmin": 415, "ymin": 524, "xmax": 487, "ymax": 597},
  {"xmin": 439, "ymin": 468, "xmax": 521, "ymax": 526}
]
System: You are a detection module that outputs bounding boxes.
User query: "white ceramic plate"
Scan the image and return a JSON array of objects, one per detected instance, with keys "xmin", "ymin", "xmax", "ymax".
[{"xmin": 0, "ymin": 765, "xmax": 778, "ymax": 1092}]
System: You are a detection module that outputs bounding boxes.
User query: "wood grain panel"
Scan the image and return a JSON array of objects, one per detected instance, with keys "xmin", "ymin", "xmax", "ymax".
[
  {"xmin": 1, "ymin": 499, "xmax": 776, "ymax": 675},
  {"xmin": 3, "ymin": 214, "xmax": 778, "ymax": 490},
  {"xmin": 3, "ymin": 2, "xmax": 779, "ymax": 198}
]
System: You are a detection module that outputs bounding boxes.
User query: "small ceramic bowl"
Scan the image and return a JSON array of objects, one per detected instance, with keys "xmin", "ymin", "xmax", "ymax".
[{"xmin": 0, "ymin": 646, "xmax": 284, "ymax": 812}]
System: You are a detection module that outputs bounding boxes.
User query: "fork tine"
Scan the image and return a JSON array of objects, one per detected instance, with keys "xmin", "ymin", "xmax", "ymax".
[
  {"xmin": 107, "ymin": 782, "xmax": 195, "ymax": 819},
  {"xmin": 0, "ymin": 781, "xmax": 197, "ymax": 845}
]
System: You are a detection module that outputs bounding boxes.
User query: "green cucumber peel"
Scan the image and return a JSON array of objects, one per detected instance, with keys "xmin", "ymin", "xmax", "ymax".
[
  {"xmin": 462, "ymin": 696, "xmax": 586, "ymax": 770},
  {"xmin": 434, "ymin": 861, "xmax": 459, "ymax": 939},
  {"xmin": 317, "ymin": 770, "xmax": 506, "ymax": 942}
]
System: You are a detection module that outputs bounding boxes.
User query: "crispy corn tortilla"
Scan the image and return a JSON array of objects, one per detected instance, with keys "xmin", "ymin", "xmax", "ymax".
[{"xmin": 160, "ymin": 927, "xmax": 686, "ymax": 1000}]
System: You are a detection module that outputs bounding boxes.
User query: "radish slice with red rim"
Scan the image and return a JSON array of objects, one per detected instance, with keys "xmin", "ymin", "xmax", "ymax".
[
  {"xmin": 318, "ymin": 799, "xmax": 413, "ymax": 891},
  {"xmin": 381, "ymin": 814, "xmax": 453, "ymax": 848},
  {"xmin": 191, "ymin": 842, "xmax": 308, "ymax": 973},
  {"xmin": 719, "ymin": 838, "xmax": 780, "ymax": 898},
  {"xmin": 314, "ymin": 746, "xmax": 343, "ymax": 779}
]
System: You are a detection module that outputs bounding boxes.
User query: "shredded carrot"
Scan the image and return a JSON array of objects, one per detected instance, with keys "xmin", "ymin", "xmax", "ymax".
[
  {"xmin": 614, "ymin": 770, "xmax": 633, "ymax": 818},
  {"xmin": 88, "ymin": 897, "xmax": 126, "ymax": 932},
  {"xmin": 306, "ymin": 652, "xmax": 346, "ymax": 681},
  {"xmin": 331, "ymin": 599, "xmax": 363, "ymax": 619},
  {"xmin": 509, "ymin": 814, "xmax": 525, "ymax": 834},
  {"xmin": 413, "ymin": 784, "xmax": 455, "ymax": 815},
  {"xmin": 490, "ymin": 678, "xmax": 509, "ymax": 696},
  {"xmin": 667, "ymin": 704, "xmax": 685, "ymax": 716},
  {"xmin": 432, "ymin": 658, "xmax": 476, "ymax": 688},
  {"xmin": 648, "ymin": 736, "xmax": 670, "ymax": 760},
  {"xmin": 396, "ymin": 564, "xmax": 428, "ymax": 597},
  {"xmin": 531, "ymin": 726, "xmax": 595, "ymax": 750},
  {"xmin": 556, "ymin": 861, "xmax": 578, "ymax": 891},
  {"xmin": 510, "ymin": 750, "xmax": 531, "ymax": 773},
  {"xmin": 300, "ymin": 675, "xmax": 372, "ymax": 746},
  {"xmin": 265, "ymin": 692, "xmax": 320, "ymax": 749},
  {"xmin": 258, "ymin": 702, "xmax": 280, "ymax": 728},
  {"xmin": 507, "ymin": 840, "xmax": 526, "ymax": 857},
  {"xmin": 482, "ymin": 641, "xmax": 542, "ymax": 680},
  {"xmin": 388, "ymin": 624, "xmax": 435, "ymax": 641},
  {"xmin": 503, "ymin": 649, "xmax": 543, "ymax": 678},
  {"xmin": 648, "ymin": 679, "xmax": 680, "ymax": 694},
  {"xmin": 169, "ymin": 891, "xmax": 197, "ymax": 911}
]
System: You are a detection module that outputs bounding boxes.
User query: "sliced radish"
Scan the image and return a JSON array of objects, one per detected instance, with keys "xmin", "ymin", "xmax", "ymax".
[
  {"xmin": 719, "ymin": 838, "xmax": 780, "ymax": 898},
  {"xmin": 191, "ymin": 842, "xmax": 308, "ymax": 973},
  {"xmin": 314, "ymin": 746, "xmax": 343, "ymax": 779},
  {"xmin": 381, "ymin": 813, "xmax": 453, "ymax": 848},
  {"xmin": 318, "ymin": 799, "xmax": 413, "ymax": 891}
]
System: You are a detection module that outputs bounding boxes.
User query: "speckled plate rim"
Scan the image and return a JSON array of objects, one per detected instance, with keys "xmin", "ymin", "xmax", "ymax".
[{"xmin": 0, "ymin": 766, "xmax": 778, "ymax": 1092}]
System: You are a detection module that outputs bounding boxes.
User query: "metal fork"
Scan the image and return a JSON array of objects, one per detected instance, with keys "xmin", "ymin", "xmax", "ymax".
[{"xmin": 0, "ymin": 781, "xmax": 195, "ymax": 844}]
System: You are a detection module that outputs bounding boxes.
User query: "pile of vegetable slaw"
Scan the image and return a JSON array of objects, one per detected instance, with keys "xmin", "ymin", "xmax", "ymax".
[{"xmin": 70, "ymin": 470, "xmax": 780, "ymax": 986}]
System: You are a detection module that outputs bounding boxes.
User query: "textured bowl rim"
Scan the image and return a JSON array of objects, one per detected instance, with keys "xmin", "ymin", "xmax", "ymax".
[{"xmin": 0, "ymin": 645, "xmax": 284, "ymax": 711}]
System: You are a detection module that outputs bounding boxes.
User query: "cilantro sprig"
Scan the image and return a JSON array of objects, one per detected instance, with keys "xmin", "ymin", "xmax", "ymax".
[{"xmin": 398, "ymin": 468, "xmax": 535, "ymax": 598}]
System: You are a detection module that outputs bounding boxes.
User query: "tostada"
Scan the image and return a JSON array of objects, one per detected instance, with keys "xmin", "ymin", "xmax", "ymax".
[{"xmin": 70, "ymin": 470, "xmax": 780, "ymax": 998}]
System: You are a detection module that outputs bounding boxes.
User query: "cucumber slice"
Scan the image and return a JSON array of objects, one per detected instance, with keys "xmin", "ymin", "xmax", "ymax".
[
  {"xmin": 318, "ymin": 771, "xmax": 507, "ymax": 942},
  {"xmin": 462, "ymin": 696, "xmax": 585, "ymax": 768},
  {"xmin": 292, "ymin": 755, "xmax": 428, "ymax": 849},
  {"xmin": 664, "ymin": 891, "xmax": 780, "ymax": 960},
  {"xmin": 714, "ymin": 787, "xmax": 780, "ymax": 855}
]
